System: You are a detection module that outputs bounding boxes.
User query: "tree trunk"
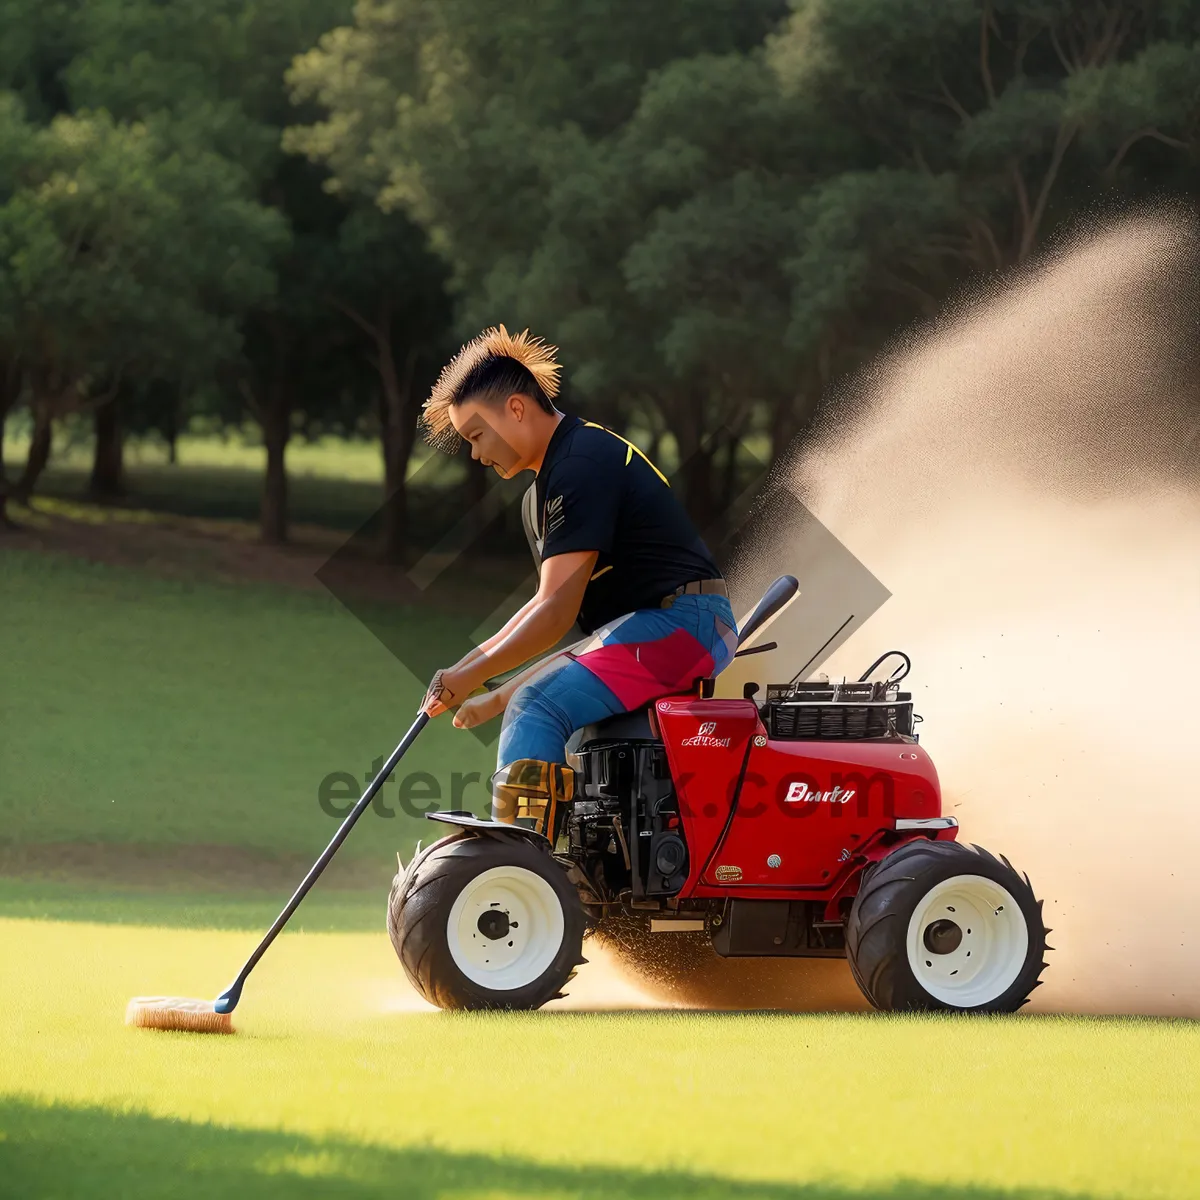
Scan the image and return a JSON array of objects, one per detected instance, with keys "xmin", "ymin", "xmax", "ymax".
[
  {"xmin": 164, "ymin": 400, "xmax": 178, "ymax": 465},
  {"xmin": 718, "ymin": 428, "xmax": 741, "ymax": 514},
  {"xmin": 89, "ymin": 396, "xmax": 124, "ymax": 499},
  {"xmin": 0, "ymin": 427, "xmax": 8, "ymax": 525},
  {"xmin": 684, "ymin": 446, "xmax": 717, "ymax": 527},
  {"xmin": 769, "ymin": 395, "xmax": 803, "ymax": 468},
  {"xmin": 245, "ymin": 319, "xmax": 294, "ymax": 546},
  {"xmin": 0, "ymin": 362, "xmax": 17, "ymax": 527},
  {"xmin": 259, "ymin": 382, "xmax": 290, "ymax": 545},
  {"xmin": 673, "ymin": 413, "xmax": 717, "ymax": 528},
  {"xmin": 14, "ymin": 400, "xmax": 53, "ymax": 503},
  {"xmin": 609, "ymin": 400, "xmax": 629, "ymax": 437},
  {"xmin": 379, "ymin": 393, "xmax": 408, "ymax": 565},
  {"xmin": 328, "ymin": 293, "xmax": 423, "ymax": 564},
  {"xmin": 376, "ymin": 323, "xmax": 419, "ymax": 566}
]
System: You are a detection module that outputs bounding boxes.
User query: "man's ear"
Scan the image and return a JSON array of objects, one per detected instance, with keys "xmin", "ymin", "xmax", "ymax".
[{"xmin": 506, "ymin": 392, "xmax": 526, "ymax": 422}]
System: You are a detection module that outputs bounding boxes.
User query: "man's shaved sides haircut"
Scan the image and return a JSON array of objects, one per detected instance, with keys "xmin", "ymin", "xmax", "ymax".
[{"xmin": 421, "ymin": 325, "xmax": 562, "ymax": 452}]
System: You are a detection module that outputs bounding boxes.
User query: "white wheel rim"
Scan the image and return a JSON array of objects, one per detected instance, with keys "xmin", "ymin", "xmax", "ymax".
[
  {"xmin": 446, "ymin": 865, "xmax": 565, "ymax": 991},
  {"xmin": 905, "ymin": 874, "xmax": 1029, "ymax": 1007}
]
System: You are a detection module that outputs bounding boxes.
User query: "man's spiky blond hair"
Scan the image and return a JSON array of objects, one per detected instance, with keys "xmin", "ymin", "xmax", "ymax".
[{"xmin": 420, "ymin": 325, "xmax": 562, "ymax": 452}]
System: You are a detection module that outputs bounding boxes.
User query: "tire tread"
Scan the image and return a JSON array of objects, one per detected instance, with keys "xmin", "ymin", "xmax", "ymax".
[
  {"xmin": 845, "ymin": 838, "xmax": 1049, "ymax": 1013},
  {"xmin": 387, "ymin": 833, "xmax": 585, "ymax": 1011}
]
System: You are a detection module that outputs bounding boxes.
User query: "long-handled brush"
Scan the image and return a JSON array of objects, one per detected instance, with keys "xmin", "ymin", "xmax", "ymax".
[{"xmin": 126, "ymin": 711, "xmax": 430, "ymax": 1033}]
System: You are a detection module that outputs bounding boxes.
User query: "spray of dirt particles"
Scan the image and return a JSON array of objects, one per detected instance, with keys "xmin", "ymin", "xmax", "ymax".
[
  {"xmin": 775, "ymin": 215, "xmax": 1199, "ymax": 1015},
  {"xmin": 601, "ymin": 214, "xmax": 1200, "ymax": 1016}
]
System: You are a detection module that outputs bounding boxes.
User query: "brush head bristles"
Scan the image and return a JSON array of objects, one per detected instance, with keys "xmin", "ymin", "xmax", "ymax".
[{"xmin": 125, "ymin": 996, "xmax": 233, "ymax": 1034}]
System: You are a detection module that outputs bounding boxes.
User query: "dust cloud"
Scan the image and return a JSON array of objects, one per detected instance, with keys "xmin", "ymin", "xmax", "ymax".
[
  {"xmin": 604, "ymin": 214, "xmax": 1199, "ymax": 1014},
  {"xmin": 773, "ymin": 214, "xmax": 1200, "ymax": 1015}
]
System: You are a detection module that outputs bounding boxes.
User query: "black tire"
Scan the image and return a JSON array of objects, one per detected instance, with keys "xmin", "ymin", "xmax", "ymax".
[
  {"xmin": 846, "ymin": 839, "xmax": 1049, "ymax": 1013},
  {"xmin": 387, "ymin": 833, "xmax": 585, "ymax": 1011}
]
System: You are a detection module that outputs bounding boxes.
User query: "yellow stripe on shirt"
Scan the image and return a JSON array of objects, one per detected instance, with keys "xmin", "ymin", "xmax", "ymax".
[{"xmin": 582, "ymin": 421, "xmax": 669, "ymax": 486}]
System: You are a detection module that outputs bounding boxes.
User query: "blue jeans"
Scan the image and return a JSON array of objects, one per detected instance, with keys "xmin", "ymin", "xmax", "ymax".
[{"xmin": 496, "ymin": 593, "xmax": 737, "ymax": 769}]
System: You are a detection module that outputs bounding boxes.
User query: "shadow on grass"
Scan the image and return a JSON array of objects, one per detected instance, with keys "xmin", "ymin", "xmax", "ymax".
[{"xmin": 0, "ymin": 1097, "xmax": 1098, "ymax": 1200}]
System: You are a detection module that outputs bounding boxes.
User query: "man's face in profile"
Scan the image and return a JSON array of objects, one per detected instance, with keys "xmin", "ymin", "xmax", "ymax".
[{"xmin": 450, "ymin": 395, "xmax": 528, "ymax": 478}]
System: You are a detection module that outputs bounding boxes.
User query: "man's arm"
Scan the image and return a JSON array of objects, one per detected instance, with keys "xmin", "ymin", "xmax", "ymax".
[
  {"xmin": 492, "ymin": 631, "xmax": 589, "ymax": 701},
  {"xmin": 423, "ymin": 550, "xmax": 596, "ymax": 716},
  {"xmin": 450, "ymin": 634, "xmax": 589, "ymax": 729}
]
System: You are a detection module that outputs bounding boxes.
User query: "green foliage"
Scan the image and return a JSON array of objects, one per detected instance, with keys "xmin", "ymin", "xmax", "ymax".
[
  {"xmin": 288, "ymin": 2, "xmax": 810, "ymax": 512},
  {"xmin": 284, "ymin": 0, "xmax": 790, "ymax": 326},
  {"xmin": 0, "ymin": 0, "xmax": 78, "ymax": 120},
  {"xmin": 64, "ymin": 0, "xmax": 355, "ymax": 171},
  {"xmin": 3, "ymin": 0, "xmax": 1200, "ymax": 527},
  {"xmin": 0, "ymin": 0, "xmax": 454, "ymax": 544},
  {"xmin": 0, "ymin": 103, "xmax": 286, "ymax": 391},
  {"xmin": 282, "ymin": 0, "xmax": 1200, "ymax": 514}
]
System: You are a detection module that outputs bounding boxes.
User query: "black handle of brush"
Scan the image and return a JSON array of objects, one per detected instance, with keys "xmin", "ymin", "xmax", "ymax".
[{"xmin": 215, "ymin": 710, "xmax": 430, "ymax": 1013}]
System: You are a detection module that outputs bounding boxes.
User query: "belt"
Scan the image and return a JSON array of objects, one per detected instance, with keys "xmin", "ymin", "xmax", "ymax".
[{"xmin": 660, "ymin": 578, "xmax": 727, "ymax": 608}]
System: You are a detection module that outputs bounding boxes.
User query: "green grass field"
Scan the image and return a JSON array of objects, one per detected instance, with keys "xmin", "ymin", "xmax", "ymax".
[
  {"xmin": 0, "ymin": 547, "xmax": 495, "ymax": 862},
  {"xmin": 2, "ymin": 538, "xmax": 1198, "ymax": 1198},
  {"xmin": 4, "ymin": 912, "xmax": 1196, "ymax": 1200}
]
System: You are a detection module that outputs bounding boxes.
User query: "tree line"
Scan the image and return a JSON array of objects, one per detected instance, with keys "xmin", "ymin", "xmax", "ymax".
[{"xmin": 2, "ymin": 0, "xmax": 1198, "ymax": 549}]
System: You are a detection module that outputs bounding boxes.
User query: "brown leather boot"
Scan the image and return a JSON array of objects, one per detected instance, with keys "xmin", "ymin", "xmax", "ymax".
[{"xmin": 491, "ymin": 758, "xmax": 575, "ymax": 841}]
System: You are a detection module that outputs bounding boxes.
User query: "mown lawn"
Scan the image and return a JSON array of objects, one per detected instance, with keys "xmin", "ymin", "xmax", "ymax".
[
  {"xmin": 2, "ymin": 541, "xmax": 1197, "ymax": 1200},
  {"xmin": 0, "ymin": 547, "xmax": 496, "ymax": 869},
  {"xmin": 1, "ymin": 911, "xmax": 1196, "ymax": 1200}
]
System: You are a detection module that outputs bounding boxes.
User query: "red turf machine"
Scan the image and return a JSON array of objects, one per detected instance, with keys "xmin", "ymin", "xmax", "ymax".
[{"xmin": 388, "ymin": 577, "xmax": 1049, "ymax": 1013}]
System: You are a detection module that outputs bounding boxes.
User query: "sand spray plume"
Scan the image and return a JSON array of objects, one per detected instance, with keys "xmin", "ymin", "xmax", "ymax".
[{"xmin": 748, "ymin": 212, "xmax": 1200, "ymax": 1016}]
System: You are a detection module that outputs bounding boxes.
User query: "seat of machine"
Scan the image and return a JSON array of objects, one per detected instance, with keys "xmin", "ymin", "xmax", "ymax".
[{"xmin": 574, "ymin": 705, "xmax": 657, "ymax": 748}]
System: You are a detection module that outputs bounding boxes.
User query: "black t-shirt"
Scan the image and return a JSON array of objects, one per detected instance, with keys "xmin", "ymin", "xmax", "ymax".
[{"xmin": 529, "ymin": 414, "xmax": 721, "ymax": 633}]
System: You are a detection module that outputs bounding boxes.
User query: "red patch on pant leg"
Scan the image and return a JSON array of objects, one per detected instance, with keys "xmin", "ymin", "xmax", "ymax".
[{"xmin": 573, "ymin": 630, "xmax": 714, "ymax": 709}]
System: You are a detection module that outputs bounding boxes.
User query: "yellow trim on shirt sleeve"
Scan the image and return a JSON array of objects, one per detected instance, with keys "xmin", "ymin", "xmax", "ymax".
[{"xmin": 582, "ymin": 421, "xmax": 669, "ymax": 486}]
